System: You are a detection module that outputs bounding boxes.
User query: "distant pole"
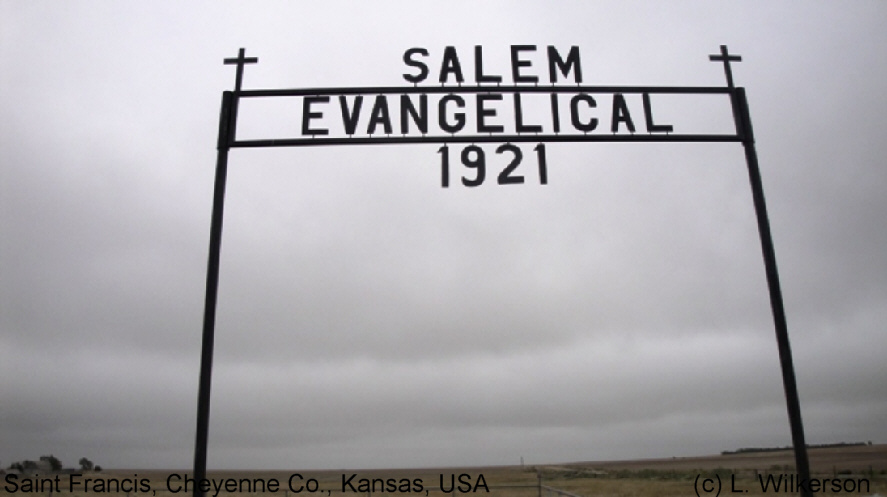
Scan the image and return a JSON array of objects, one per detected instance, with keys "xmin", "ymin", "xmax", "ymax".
[
  {"xmin": 193, "ymin": 48, "xmax": 256, "ymax": 497},
  {"xmin": 711, "ymin": 45, "xmax": 813, "ymax": 497},
  {"xmin": 537, "ymin": 469, "xmax": 542, "ymax": 497}
]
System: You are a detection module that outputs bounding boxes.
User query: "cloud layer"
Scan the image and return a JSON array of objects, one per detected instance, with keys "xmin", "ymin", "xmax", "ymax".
[{"xmin": 2, "ymin": 1, "xmax": 885, "ymax": 470}]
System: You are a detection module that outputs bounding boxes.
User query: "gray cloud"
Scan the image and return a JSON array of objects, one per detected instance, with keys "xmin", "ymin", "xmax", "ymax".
[{"xmin": 2, "ymin": 0, "xmax": 885, "ymax": 471}]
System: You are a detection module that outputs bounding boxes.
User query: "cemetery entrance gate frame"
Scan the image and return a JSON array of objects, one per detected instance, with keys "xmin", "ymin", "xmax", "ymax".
[{"xmin": 193, "ymin": 46, "xmax": 813, "ymax": 497}]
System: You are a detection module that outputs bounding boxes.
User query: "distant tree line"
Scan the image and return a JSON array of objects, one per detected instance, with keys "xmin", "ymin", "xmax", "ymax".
[
  {"xmin": 721, "ymin": 441, "xmax": 871, "ymax": 455},
  {"xmin": 4, "ymin": 455, "xmax": 101, "ymax": 473}
]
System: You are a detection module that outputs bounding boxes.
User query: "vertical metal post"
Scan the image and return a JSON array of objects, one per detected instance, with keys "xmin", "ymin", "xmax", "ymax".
[
  {"xmin": 193, "ymin": 90, "xmax": 234, "ymax": 497},
  {"xmin": 735, "ymin": 87, "xmax": 813, "ymax": 497}
]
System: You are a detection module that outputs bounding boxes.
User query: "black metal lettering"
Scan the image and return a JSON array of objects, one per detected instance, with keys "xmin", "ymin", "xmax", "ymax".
[
  {"xmin": 510, "ymin": 45, "xmax": 539, "ymax": 84},
  {"xmin": 366, "ymin": 95, "xmax": 392, "ymax": 135},
  {"xmin": 439, "ymin": 94, "xmax": 466, "ymax": 133},
  {"xmin": 400, "ymin": 94, "xmax": 428, "ymax": 134},
  {"xmin": 550, "ymin": 94, "xmax": 561, "ymax": 133},
  {"xmin": 496, "ymin": 143, "xmax": 525, "ymax": 184},
  {"xmin": 547, "ymin": 46, "xmax": 582, "ymax": 83},
  {"xmin": 534, "ymin": 143, "xmax": 548, "ymax": 184},
  {"xmin": 570, "ymin": 93, "xmax": 597, "ymax": 132},
  {"xmin": 514, "ymin": 93, "xmax": 542, "ymax": 133},
  {"xmin": 611, "ymin": 93, "xmax": 635, "ymax": 133},
  {"xmin": 339, "ymin": 95, "xmax": 363, "ymax": 135},
  {"xmin": 461, "ymin": 145, "xmax": 485, "ymax": 186},
  {"xmin": 476, "ymin": 94, "xmax": 504, "ymax": 133},
  {"xmin": 403, "ymin": 47, "xmax": 429, "ymax": 83},
  {"xmin": 439, "ymin": 46, "xmax": 465, "ymax": 84},
  {"xmin": 438, "ymin": 145, "xmax": 450, "ymax": 188},
  {"xmin": 301, "ymin": 96, "xmax": 329, "ymax": 135},
  {"xmin": 642, "ymin": 92, "xmax": 673, "ymax": 133},
  {"xmin": 474, "ymin": 46, "xmax": 502, "ymax": 84}
]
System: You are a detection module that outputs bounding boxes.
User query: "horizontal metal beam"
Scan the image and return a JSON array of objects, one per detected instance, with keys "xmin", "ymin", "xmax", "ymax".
[
  {"xmin": 231, "ymin": 132, "xmax": 741, "ymax": 148},
  {"xmin": 236, "ymin": 85, "xmax": 733, "ymax": 98}
]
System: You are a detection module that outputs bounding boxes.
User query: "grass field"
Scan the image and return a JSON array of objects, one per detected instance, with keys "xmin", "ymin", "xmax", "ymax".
[{"xmin": 4, "ymin": 444, "xmax": 885, "ymax": 497}]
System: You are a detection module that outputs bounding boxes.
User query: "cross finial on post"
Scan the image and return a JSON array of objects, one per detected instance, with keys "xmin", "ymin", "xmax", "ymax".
[
  {"xmin": 709, "ymin": 45, "xmax": 742, "ymax": 89},
  {"xmin": 224, "ymin": 48, "xmax": 258, "ymax": 92}
]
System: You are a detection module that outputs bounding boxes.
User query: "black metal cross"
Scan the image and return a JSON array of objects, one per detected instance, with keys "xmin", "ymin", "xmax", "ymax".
[
  {"xmin": 709, "ymin": 45, "xmax": 742, "ymax": 89},
  {"xmin": 224, "ymin": 48, "xmax": 258, "ymax": 92}
]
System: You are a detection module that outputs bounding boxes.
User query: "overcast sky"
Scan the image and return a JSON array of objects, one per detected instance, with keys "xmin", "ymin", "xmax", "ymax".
[{"xmin": 2, "ymin": 1, "xmax": 885, "ymax": 471}]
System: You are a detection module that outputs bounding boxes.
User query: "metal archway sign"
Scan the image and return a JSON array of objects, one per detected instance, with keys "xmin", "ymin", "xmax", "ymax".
[{"xmin": 193, "ymin": 46, "xmax": 812, "ymax": 497}]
